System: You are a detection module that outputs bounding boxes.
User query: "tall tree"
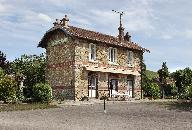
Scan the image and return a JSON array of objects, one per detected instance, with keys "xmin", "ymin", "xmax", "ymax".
[
  {"xmin": 158, "ymin": 62, "xmax": 169, "ymax": 99},
  {"xmin": 0, "ymin": 51, "xmax": 10, "ymax": 74},
  {"xmin": 0, "ymin": 51, "xmax": 6, "ymax": 69}
]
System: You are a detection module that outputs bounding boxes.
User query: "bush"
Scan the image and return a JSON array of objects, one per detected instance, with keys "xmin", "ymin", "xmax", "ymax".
[
  {"xmin": 185, "ymin": 84, "xmax": 192, "ymax": 100},
  {"xmin": 143, "ymin": 82, "xmax": 160, "ymax": 99},
  {"xmin": 32, "ymin": 83, "xmax": 52, "ymax": 103},
  {"xmin": 0, "ymin": 75, "xmax": 17, "ymax": 103},
  {"xmin": 150, "ymin": 83, "xmax": 160, "ymax": 99}
]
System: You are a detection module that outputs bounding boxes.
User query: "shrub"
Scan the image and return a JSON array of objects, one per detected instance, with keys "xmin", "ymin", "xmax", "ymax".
[
  {"xmin": 150, "ymin": 83, "xmax": 160, "ymax": 99},
  {"xmin": 0, "ymin": 75, "xmax": 17, "ymax": 103},
  {"xmin": 32, "ymin": 83, "xmax": 52, "ymax": 103},
  {"xmin": 185, "ymin": 84, "xmax": 192, "ymax": 100},
  {"xmin": 143, "ymin": 82, "xmax": 160, "ymax": 99}
]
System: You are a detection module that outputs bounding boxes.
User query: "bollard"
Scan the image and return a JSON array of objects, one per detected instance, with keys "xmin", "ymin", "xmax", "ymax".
[{"xmin": 104, "ymin": 97, "xmax": 106, "ymax": 113}]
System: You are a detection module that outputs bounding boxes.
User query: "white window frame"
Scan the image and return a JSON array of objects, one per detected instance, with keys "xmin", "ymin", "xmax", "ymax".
[
  {"xmin": 127, "ymin": 50, "xmax": 134, "ymax": 67},
  {"xmin": 89, "ymin": 43, "xmax": 96, "ymax": 61},
  {"xmin": 108, "ymin": 47, "xmax": 117, "ymax": 63}
]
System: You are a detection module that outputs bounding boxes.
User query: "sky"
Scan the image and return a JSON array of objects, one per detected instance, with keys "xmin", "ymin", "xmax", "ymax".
[{"xmin": 0, "ymin": 0, "xmax": 192, "ymax": 72}]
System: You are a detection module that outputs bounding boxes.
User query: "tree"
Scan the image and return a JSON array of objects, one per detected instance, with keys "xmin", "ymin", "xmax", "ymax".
[
  {"xmin": 10, "ymin": 53, "xmax": 46, "ymax": 98},
  {"xmin": 158, "ymin": 62, "xmax": 169, "ymax": 99},
  {"xmin": 172, "ymin": 67, "xmax": 192, "ymax": 99},
  {"xmin": 0, "ymin": 51, "xmax": 10, "ymax": 74},
  {"xmin": 141, "ymin": 60, "xmax": 155, "ymax": 98}
]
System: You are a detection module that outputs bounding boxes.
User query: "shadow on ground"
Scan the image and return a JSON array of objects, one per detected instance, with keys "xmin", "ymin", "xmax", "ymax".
[{"xmin": 160, "ymin": 101, "xmax": 192, "ymax": 112}]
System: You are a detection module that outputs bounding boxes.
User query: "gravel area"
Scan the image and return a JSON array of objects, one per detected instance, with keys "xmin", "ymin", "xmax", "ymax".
[{"xmin": 0, "ymin": 102, "xmax": 192, "ymax": 130}]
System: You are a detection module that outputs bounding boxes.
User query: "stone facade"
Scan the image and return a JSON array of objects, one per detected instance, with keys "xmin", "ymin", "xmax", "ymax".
[{"xmin": 39, "ymin": 15, "xmax": 148, "ymax": 101}]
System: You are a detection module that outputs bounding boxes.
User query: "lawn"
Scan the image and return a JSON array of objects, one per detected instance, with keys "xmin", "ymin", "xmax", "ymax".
[{"xmin": 0, "ymin": 103, "xmax": 58, "ymax": 112}]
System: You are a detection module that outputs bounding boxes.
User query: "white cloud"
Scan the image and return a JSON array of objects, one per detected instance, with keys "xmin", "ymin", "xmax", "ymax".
[{"xmin": 38, "ymin": 13, "xmax": 52, "ymax": 22}]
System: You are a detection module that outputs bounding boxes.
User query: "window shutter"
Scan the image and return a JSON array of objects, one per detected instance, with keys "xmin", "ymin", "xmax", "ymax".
[
  {"xmin": 108, "ymin": 48, "xmax": 111, "ymax": 61},
  {"xmin": 131, "ymin": 51, "xmax": 134, "ymax": 65},
  {"xmin": 114, "ymin": 48, "xmax": 117, "ymax": 63},
  {"xmin": 89, "ymin": 44, "xmax": 92, "ymax": 60},
  {"xmin": 94, "ymin": 44, "xmax": 96, "ymax": 60}
]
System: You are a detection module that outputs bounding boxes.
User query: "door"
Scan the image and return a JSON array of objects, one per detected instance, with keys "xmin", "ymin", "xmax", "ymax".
[
  {"xmin": 110, "ymin": 79, "xmax": 118, "ymax": 97},
  {"xmin": 88, "ymin": 77, "xmax": 97, "ymax": 98},
  {"xmin": 127, "ymin": 80, "xmax": 133, "ymax": 97}
]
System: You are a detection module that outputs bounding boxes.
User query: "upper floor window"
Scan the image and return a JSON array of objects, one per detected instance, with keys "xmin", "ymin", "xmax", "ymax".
[
  {"xmin": 89, "ymin": 43, "xmax": 96, "ymax": 61},
  {"xmin": 108, "ymin": 47, "xmax": 117, "ymax": 63},
  {"xmin": 127, "ymin": 51, "xmax": 134, "ymax": 67}
]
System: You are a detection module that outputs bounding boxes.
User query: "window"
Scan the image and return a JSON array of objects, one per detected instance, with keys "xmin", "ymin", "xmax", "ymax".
[
  {"xmin": 108, "ymin": 47, "xmax": 117, "ymax": 63},
  {"xmin": 89, "ymin": 43, "xmax": 96, "ymax": 61},
  {"xmin": 128, "ymin": 51, "xmax": 134, "ymax": 67}
]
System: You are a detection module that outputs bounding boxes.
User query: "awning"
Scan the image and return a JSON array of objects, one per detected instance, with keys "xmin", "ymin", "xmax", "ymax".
[{"xmin": 84, "ymin": 66, "xmax": 140, "ymax": 76}]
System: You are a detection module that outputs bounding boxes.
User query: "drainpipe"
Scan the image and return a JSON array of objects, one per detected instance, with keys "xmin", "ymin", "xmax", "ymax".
[{"xmin": 140, "ymin": 52, "xmax": 144, "ymax": 99}]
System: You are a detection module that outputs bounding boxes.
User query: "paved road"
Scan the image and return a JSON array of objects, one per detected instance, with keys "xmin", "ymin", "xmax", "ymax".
[{"xmin": 0, "ymin": 102, "xmax": 191, "ymax": 130}]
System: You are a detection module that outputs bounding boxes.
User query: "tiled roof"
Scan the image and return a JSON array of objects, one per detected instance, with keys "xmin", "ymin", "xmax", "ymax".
[{"xmin": 39, "ymin": 25, "xmax": 149, "ymax": 52}]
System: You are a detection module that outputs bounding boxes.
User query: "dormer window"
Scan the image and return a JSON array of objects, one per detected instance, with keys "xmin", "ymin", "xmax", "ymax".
[
  {"xmin": 89, "ymin": 43, "xmax": 96, "ymax": 61},
  {"xmin": 128, "ymin": 51, "xmax": 134, "ymax": 67},
  {"xmin": 109, "ymin": 47, "xmax": 117, "ymax": 63}
]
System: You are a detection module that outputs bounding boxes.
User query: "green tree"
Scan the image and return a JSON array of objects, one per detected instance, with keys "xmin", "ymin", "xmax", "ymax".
[
  {"xmin": 158, "ymin": 62, "xmax": 169, "ymax": 99},
  {"xmin": 172, "ymin": 67, "xmax": 192, "ymax": 99},
  {"xmin": 0, "ymin": 51, "xmax": 10, "ymax": 74},
  {"xmin": 10, "ymin": 53, "xmax": 46, "ymax": 98},
  {"xmin": 141, "ymin": 60, "xmax": 155, "ymax": 98}
]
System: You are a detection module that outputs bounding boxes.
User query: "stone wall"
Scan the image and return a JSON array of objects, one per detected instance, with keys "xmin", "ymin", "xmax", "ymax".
[
  {"xmin": 46, "ymin": 31, "xmax": 75, "ymax": 100},
  {"xmin": 74, "ymin": 39, "xmax": 142, "ymax": 100}
]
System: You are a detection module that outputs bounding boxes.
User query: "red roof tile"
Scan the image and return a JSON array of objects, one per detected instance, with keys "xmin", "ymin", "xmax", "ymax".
[{"xmin": 39, "ymin": 25, "xmax": 149, "ymax": 52}]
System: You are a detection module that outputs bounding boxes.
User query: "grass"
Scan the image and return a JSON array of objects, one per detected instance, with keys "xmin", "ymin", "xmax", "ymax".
[
  {"xmin": 159, "ymin": 101, "xmax": 192, "ymax": 111},
  {"xmin": 0, "ymin": 103, "xmax": 58, "ymax": 112}
]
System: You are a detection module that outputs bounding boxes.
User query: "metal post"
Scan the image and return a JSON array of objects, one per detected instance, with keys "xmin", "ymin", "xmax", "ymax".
[{"xmin": 104, "ymin": 97, "xmax": 106, "ymax": 113}]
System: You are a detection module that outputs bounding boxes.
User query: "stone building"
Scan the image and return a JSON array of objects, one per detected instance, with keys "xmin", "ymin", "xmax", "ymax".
[{"xmin": 38, "ymin": 15, "xmax": 149, "ymax": 101}]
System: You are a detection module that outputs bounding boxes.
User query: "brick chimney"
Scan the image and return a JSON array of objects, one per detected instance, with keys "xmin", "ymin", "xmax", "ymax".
[
  {"xmin": 124, "ymin": 32, "xmax": 131, "ymax": 42},
  {"xmin": 60, "ymin": 15, "xmax": 69, "ymax": 28}
]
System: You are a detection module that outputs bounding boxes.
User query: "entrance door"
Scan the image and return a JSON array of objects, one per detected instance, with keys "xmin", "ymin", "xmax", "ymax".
[
  {"xmin": 127, "ymin": 80, "xmax": 133, "ymax": 97},
  {"xmin": 88, "ymin": 77, "xmax": 97, "ymax": 98},
  {"xmin": 110, "ymin": 79, "xmax": 118, "ymax": 97}
]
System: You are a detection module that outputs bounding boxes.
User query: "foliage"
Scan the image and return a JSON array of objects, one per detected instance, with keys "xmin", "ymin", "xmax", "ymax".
[
  {"xmin": 0, "ymin": 51, "xmax": 6, "ymax": 68},
  {"xmin": 32, "ymin": 83, "xmax": 52, "ymax": 103},
  {"xmin": 0, "ymin": 67, "xmax": 4, "ymax": 78},
  {"xmin": 10, "ymin": 53, "xmax": 46, "ymax": 98},
  {"xmin": 0, "ymin": 51, "xmax": 11, "ymax": 74},
  {"xmin": 143, "ymin": 81, "xmax": 160, "ymax": 99},
  {"xmin": 172, "ymin": 67, "xmax": 192, "ymax": 99},
  {"xmin": 146, "ymin": 70, "xmax": 158, "ymax": 80},
  {"xmin": 158, "ymin": 62, "xmax": 169, "ymax": 98},
  {"xmin": 185, "ymin": 84, "xmax": 192, "ymax": 100},
  {"xmin": 0, "ymin": 75, "xmax": 17, "ymax": 103},
  {"xmin": 141, "ymin": 60, "xmax": 160, "ymax": 99}
]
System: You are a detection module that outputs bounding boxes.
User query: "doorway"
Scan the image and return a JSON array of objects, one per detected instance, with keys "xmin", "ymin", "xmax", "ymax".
[
  {"xmin": 88, "ymin": 76, "xmax": 97, "ymax": 98},
  {"xmin": 127, "ymin": 80, "xmax": 133, "ymax": 97},
  {"xmin": 109, "ymin": 79, "xmax": 118, "ymax": 97}
]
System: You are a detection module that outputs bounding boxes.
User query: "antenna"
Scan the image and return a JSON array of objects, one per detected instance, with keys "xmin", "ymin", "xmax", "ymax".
[{"xmin": 112, "ymin": 10, "xmax": 125, "ymax": 27}]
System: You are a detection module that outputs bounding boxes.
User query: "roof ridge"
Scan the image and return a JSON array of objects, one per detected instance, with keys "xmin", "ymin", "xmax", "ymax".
[{"xmin": 68, "ymin": 26, "xmax": 118, "ymax": 39}]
